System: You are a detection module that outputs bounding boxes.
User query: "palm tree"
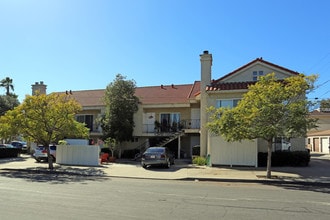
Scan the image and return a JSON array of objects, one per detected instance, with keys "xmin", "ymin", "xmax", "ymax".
[{"xmin": 0, "ymin": 77, "xmax": 14, "ymax": 95}]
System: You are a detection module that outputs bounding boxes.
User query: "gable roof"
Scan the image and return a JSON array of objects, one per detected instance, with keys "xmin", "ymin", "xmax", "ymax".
[
  {"xmin": 59, "ymin": 82, "xmax": 201, "ymax": 107},
  {"xmin": 206, "ymin": 58, "xmax": 300, "ymax": 91},
  {"xmin": 55, "ymin": 58, "xmax": 299, "ymax": 105},
  {"xmin": 135, "ymin": 82, "xmax": 200, "ymax": 105},
  {"xmin": 57, "ymin": 89, "xmax": 105, "ymax": 107}
]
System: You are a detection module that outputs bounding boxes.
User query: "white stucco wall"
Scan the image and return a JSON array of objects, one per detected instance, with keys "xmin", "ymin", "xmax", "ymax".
[
  {"xmin": 209, "ymin": 135, "xmax": 258, "ymax": 167},
  {"xmin": 56, "ymin": 145, "xmax": 100, "ymax": 166}
]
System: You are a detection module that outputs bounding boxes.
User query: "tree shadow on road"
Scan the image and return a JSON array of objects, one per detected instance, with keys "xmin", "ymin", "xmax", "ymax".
[
  {"xmin": 262, "ymin": 181, "xmax": 330, "ymax": 194},
  {"xmin": 0, "ymin": 166, "xmax": 109, "ymax": 184}
]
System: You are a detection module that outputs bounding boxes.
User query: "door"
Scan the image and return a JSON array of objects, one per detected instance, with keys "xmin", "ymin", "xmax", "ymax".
[
  {"xmin": 190, "ymin": 108, "xmax": 200, "ymax": 129},
  {"xmin": 143, "ymin": 113, "xmax": 155, "ymax": 133},
  {"xmin": 321, "ymin": 137, "xmax": 329, "ymax": 153}
]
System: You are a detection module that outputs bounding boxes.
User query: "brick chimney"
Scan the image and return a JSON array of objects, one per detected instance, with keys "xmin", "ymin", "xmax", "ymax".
[{"xmin": 32, "ymin": 81, "xmax": 47, "ymax": 95}]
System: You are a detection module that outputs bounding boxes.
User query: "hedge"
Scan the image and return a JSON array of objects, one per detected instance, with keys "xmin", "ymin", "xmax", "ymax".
[
  {"xmin": 258, "ymin": 150, "xmax": 310, "ymax": 167},
  {"xmin": 0, "ymin": 148, "xmax": 21, "ymax": 158}
]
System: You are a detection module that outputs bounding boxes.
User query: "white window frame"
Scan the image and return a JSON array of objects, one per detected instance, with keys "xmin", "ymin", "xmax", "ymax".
[
  {"xmin": 253, "ymin": 70, "xmax": 264, "ymax": 81},
  {"xmin": 216, "ymin": 99, "xmax": 241, "ymax": 109}
]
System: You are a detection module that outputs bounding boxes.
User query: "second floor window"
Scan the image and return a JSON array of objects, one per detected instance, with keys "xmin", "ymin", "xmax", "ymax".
[
  {"xmin": 216, "ymin": 99, "xmax": 241, "ymax": 109},
  {"xmin": 160, "ymin": 113, "xmax": 180, "ymax": 132},
  {"xmin": 76, "ymin": 115, "xmax": 94, "ymax": 131}
]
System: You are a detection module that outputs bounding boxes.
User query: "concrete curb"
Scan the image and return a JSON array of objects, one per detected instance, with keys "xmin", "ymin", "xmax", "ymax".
[{"xmin": 2, "ymin": 167, "xmax": 330, "ymax": 187}]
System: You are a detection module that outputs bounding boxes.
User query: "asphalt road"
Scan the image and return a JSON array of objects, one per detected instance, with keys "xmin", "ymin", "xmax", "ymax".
[{"xmin": 0, "ymin": 174, "xmax": 329, "ymax": 220}]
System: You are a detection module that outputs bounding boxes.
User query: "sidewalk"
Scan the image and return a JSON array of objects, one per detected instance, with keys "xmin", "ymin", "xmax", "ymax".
[{"xmin": 1, "ymin": 153, "xmax": 330, "ymax": 185}]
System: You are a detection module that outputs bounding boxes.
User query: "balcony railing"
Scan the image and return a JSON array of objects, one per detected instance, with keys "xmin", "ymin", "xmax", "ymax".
[{"xmin": 142, "ymin": 119, "xmax": 200, "ymax": 134}]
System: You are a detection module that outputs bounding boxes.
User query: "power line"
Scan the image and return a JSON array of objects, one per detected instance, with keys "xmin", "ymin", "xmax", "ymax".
[{"xmin": 307, "ymin": 52, "xmax": 330, "ymax": 73}]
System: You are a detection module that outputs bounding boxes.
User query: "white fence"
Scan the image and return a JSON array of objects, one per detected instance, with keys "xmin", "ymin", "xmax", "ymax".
[{"xmin": 56, "ymin": 145, "xmax": 100, "ymax": 166}]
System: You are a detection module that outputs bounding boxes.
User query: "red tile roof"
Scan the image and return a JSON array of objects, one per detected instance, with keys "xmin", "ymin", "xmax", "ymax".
[
  {"xmin": 55, "ymin": 58, "xmax": 298, "ymax": 105},
  {"xmin": 59, "ymin": 82, "xmax": 201, "ymax": 107},
  {"xmin": 206, "ymin": 81, "xmax": 256, "ymax": 91},
  {"xmin": 57, "ymin": 89, "xmax": 105, "ymax": 107},
  {"xmin": 135, "ymin": 82, "xmax": 200, "ymax": 105}
]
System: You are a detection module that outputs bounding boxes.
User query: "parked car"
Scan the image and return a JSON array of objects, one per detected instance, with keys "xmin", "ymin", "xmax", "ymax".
[
  {"xmin": 33, "ymin": 145, "xmax": 57, "ymax": 162},
  {"xmin": 11, "ymin": 141, "xmax": 28, "ymax": 152},
  {"xmin": 0, "ymin": 144, "xmax": 15, "ymax": 148},
  {"xmin": 141, "ymin": 147, "xmax": 175, "ymax": 168}
]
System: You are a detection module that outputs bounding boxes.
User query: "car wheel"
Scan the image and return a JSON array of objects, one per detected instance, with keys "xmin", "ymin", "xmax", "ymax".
[
  {"xmin": 142, "ymin": 163, "xmax": 147, "ymax": 168},
  {"xmin": 35, "ymin": 158, "xmax": 41, "ymax": 163}
]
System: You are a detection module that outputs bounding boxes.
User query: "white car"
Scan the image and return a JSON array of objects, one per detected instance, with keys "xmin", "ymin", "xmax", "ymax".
[{"xmin": 33, "ymin": 145, "xmax": 57, "ymax": 162}]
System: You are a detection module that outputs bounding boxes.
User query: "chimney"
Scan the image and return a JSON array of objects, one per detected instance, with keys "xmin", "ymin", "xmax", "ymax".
[
  {"xmin": 32, "ymin": 81, "xmax": 47, "ymax": 95},
  {"xmin": 199, "ymin": 50, "xmax": 212, "ymax": 158},
  {"xmin": 200, "ymin": 50, "xmax": 212, "ymax": 88}
]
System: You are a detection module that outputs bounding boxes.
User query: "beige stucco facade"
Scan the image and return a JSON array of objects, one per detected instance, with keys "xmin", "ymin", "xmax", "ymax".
[
  {"xmin": 199, "ymin": 52, "xmax": 306, "ymax": 167},
  {"xmin": 33, "ymin": 51, "xmax": 311, "ymax": 165}
]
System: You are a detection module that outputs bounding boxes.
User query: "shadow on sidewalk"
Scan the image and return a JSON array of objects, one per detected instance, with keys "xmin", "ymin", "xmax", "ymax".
[
  {"xmin": 0, "ymin": 155, "xmax": 29, "ymax": 164},
  {"xmin": 0, "ymin": 166, "xmax": 108, "ymax": 184}
]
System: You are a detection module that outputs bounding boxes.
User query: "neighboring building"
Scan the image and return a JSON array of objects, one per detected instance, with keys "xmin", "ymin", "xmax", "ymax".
[
  {"xmin": 32, "ymin": 82, "xmax": 202, "ymax": 159},
  {"xmin": 32, "ymin": 51, "xmax": 310, "ymax": 165},
  {"xmin": 306, "ymin": 109, "xmax": 330, "ymax": 153}
]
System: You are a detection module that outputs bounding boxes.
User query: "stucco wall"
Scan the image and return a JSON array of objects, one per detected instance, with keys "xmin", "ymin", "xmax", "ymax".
[
  {"xmin": 209, "ymin": 135, "xmax": 258, "ymax": 167},
  {"xmin": 222, "ymin": 64, "xmax": 292, "ymax": 82},
  {"xmin": 56, "ymin": 145, "xmax": 100, "ymax": 166}
]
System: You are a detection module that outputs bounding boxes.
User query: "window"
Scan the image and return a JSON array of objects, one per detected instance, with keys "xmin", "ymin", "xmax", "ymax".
[
  {"xmin": 253, "ymin": 70, "xmax": 264, "ymax": 81},
  {"xmin": 216, "ymin": 99, "xmax": 241, "ymax": 109},
  {"xmin": 160, "ymin": 113, "xmax": 180, "ymax": 132},
  {"xmin": 76, "ymin": 115, "xmax": 94, "ymax": 131}
]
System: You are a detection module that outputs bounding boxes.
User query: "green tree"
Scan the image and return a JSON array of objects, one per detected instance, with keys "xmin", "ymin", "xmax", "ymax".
[
  {"xmin": 101, "ymin": 74, "xmax": 139, "ymax": 155},
  {"xmin": 0, "ymin": 95, "xmax": 20, "ymax": 116},
  {"xmin": 207, "ymin": 73, "xmax": 318, "ymax": 178},
  {"xmin": 0, "ymin": 77, "xmax": 14, "ymax": 96},
  {"xmin": 320, "ymin": 98, "xmax": 330, "ymax": 111},
  {"xmin": 0, "ymin": 93, "xmax": 89, "ymax": 169}
]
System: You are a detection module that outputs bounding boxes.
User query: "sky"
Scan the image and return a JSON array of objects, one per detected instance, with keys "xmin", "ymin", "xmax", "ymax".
[{"xmin": 0, "ymin": 0, "xmax": 329, "ymax": 103}]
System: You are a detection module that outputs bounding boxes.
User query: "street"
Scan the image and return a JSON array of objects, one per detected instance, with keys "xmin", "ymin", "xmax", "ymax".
[{"xmin": 0, "ymin": 173, "xmax": 329, "ymax": 220}]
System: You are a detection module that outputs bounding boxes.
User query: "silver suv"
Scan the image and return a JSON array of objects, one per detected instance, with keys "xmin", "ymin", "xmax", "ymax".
[{"xmin": 33, "ymin": 145, "xmax": 56, "ymax": 162}]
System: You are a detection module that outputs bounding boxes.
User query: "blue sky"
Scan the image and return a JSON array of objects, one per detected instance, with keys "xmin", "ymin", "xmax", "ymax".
[{"xmin": 0, "ymin": 0, "xmax": 329, "ymax": 103}]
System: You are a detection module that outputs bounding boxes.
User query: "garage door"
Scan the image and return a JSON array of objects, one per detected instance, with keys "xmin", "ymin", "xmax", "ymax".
[{"xmin": 321, "ymin": 137, "xmax": 329, "ymax": 153}]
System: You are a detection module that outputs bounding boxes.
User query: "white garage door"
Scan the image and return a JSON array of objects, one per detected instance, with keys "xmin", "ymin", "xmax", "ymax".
[{"xmin": 321, "ymin": 137, "xmax": 329, "ymax": 153}]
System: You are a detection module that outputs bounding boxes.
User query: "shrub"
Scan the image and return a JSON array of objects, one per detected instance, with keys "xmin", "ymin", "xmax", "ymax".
[
  {"xmin": 0, "ymin": 148, "xmax": 21, "ymax": 158},
  {"xmin": 192, "ymin": 156, "xmax": 207, "ymax": 166},
  {"xmin": 258, "ymin": 150, "xmax": 310, "ymax": 167}
]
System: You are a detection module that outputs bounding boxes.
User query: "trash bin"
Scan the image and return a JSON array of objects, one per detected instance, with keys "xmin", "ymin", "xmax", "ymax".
[{"xmin": 206, "ymin": 154, "xmax": 211, "ymax": 166}]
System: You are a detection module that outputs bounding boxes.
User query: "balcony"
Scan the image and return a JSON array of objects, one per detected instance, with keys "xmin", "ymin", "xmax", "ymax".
[{"xmin": 142, "ymin": 119, "xmax": 200, "ymax": 135}]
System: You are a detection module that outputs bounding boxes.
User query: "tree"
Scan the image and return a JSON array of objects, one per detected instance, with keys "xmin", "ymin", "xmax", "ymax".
[
  {"xmin": 0, "ymin": 77, "xmax": 14, "ymax": 96},
  {"xmin": 101, "ymin": 74, "xmax": 139, "ymax": 156},
  {"xmin": 320, "ymin": 99, "xmax": 330, "ymax": 111},
  {"xmin": 0, "ymin": 93, "xmax": 89, "ymax": 169},
  {"xmin": 207, "ymin": 73, "xmax": 318, "ymax": 178},
  {"xmin": 0, "ymin": 95, "xmax": 20, "ymax": 116}
]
